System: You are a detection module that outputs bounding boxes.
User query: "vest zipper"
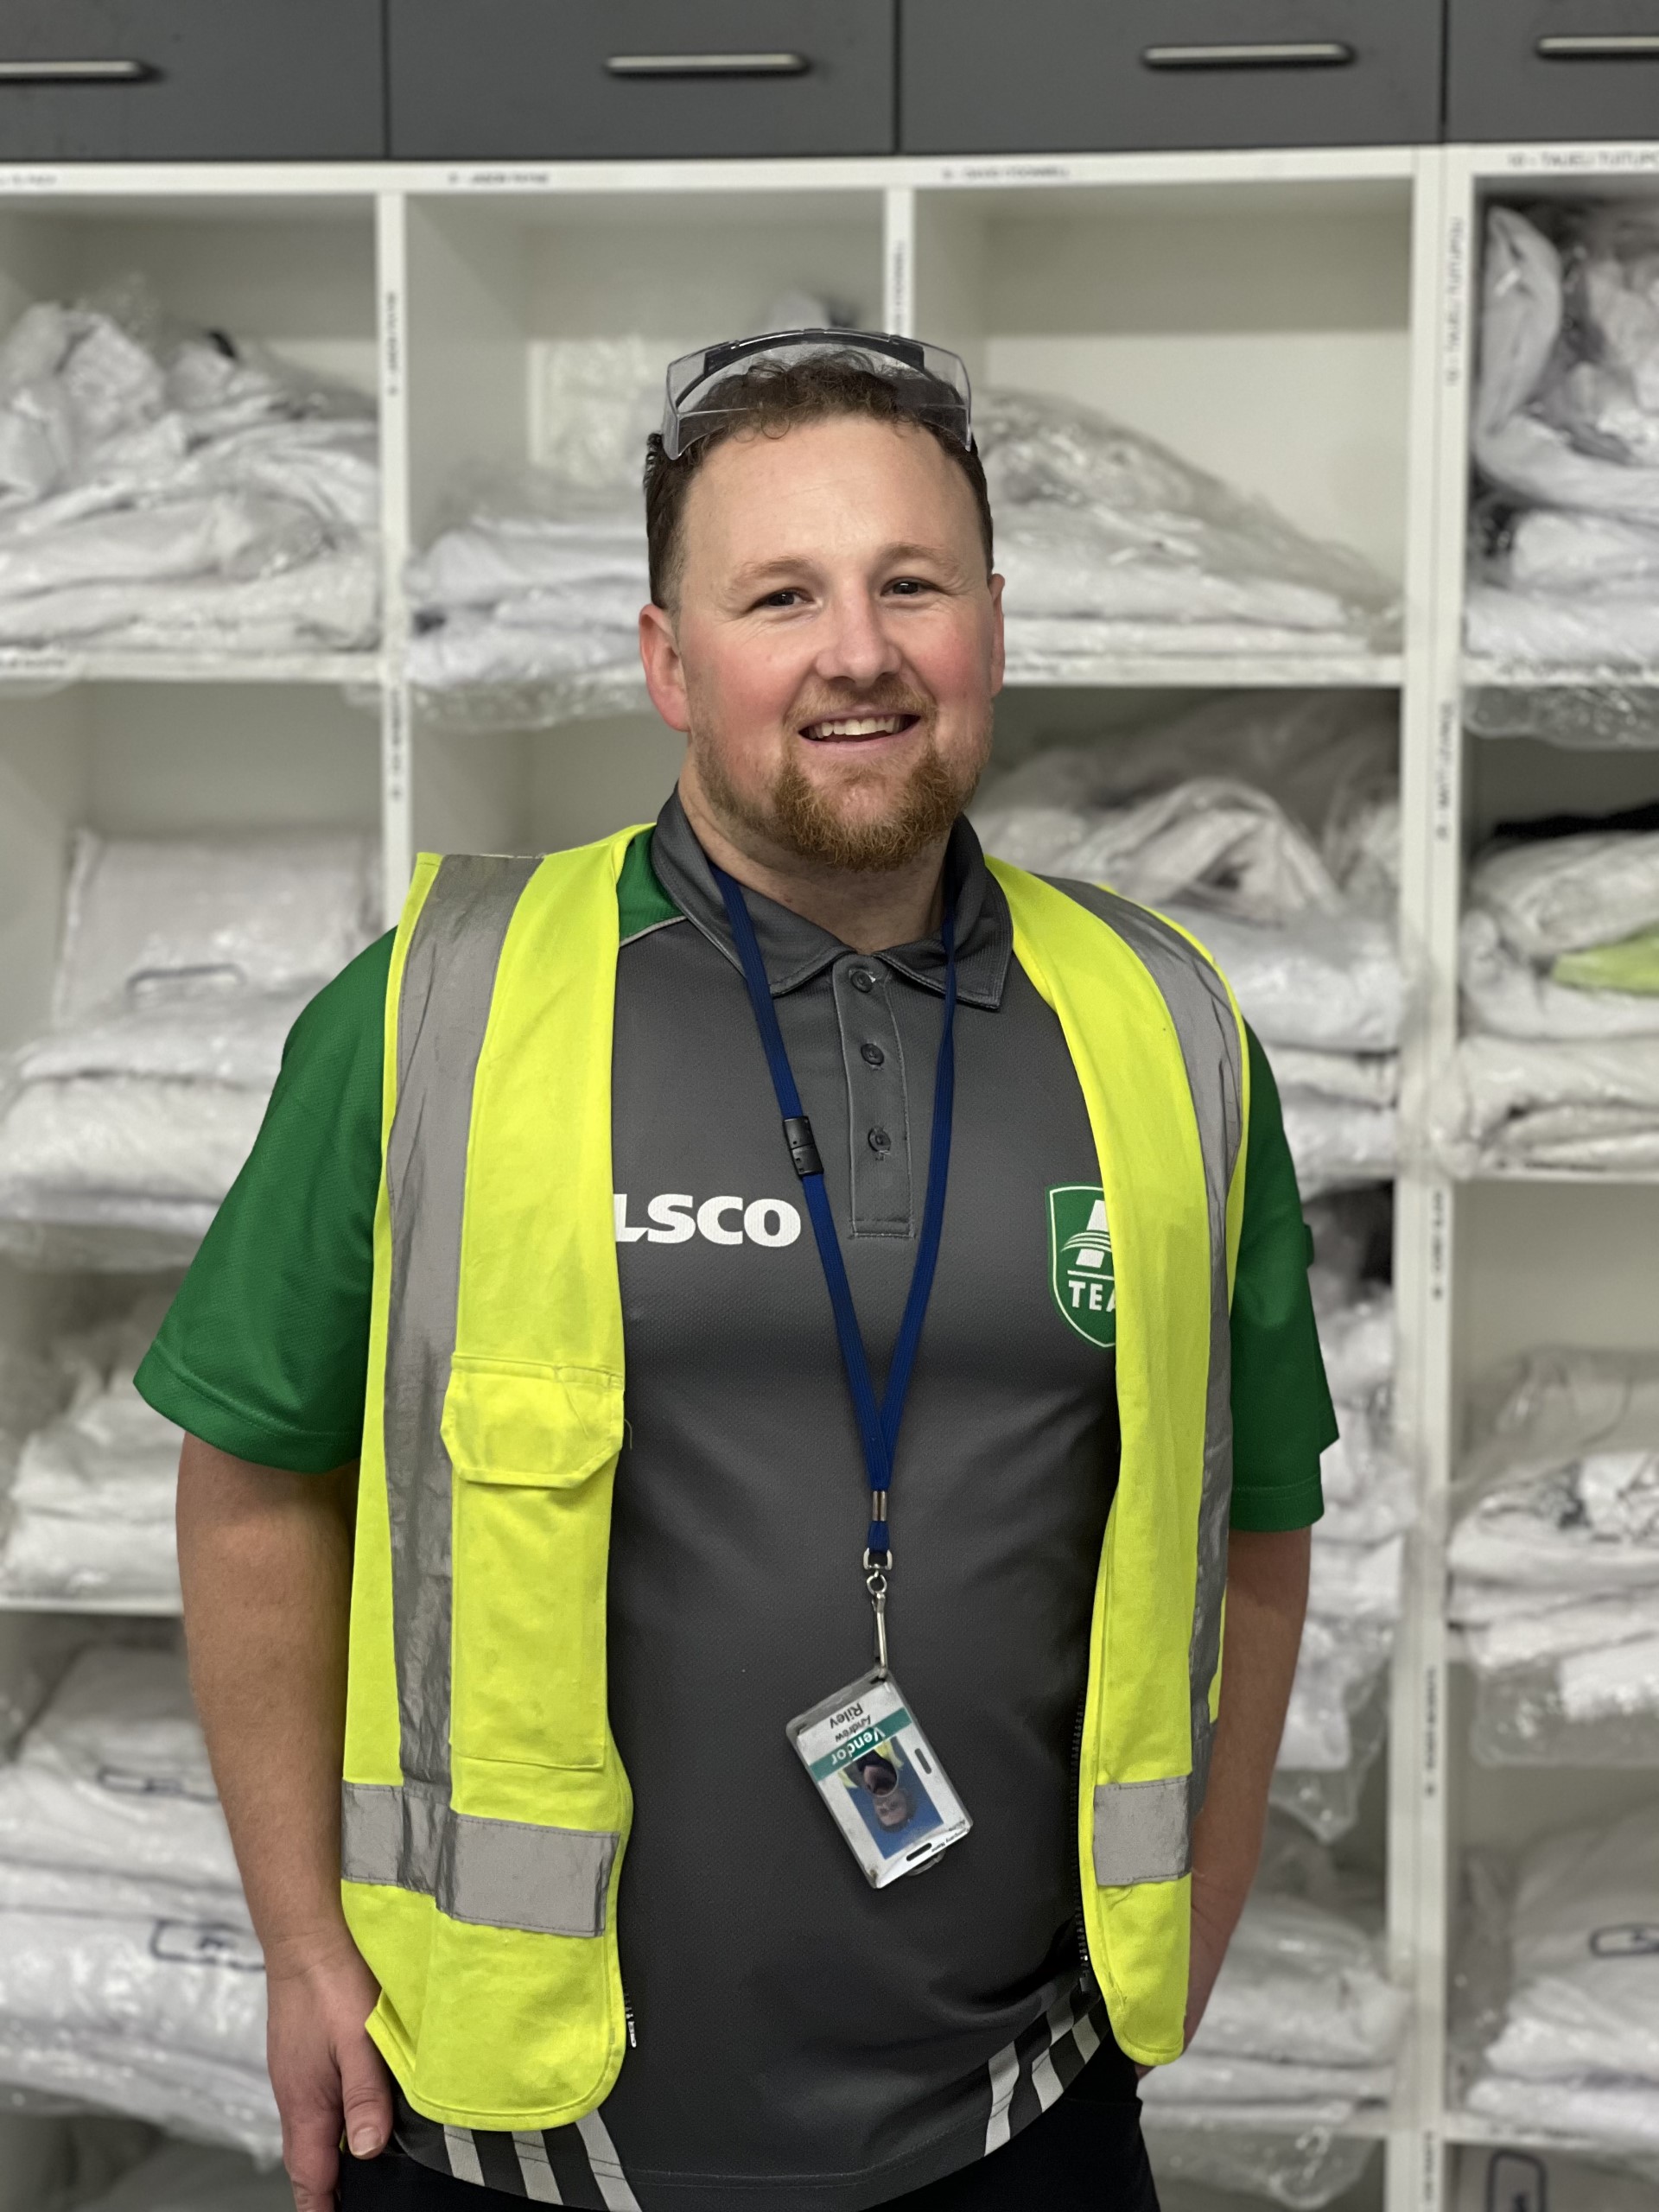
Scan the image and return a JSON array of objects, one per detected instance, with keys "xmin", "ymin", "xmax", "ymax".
[{"xmin": 1068, "ymin": 1691, "xmax": 1090, "ymax": 1970}]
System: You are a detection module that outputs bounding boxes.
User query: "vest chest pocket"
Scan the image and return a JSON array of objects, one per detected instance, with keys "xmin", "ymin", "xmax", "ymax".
[{"xmin": 443, "ymin": 1357, "xmax": 625, "ymax": 1775}]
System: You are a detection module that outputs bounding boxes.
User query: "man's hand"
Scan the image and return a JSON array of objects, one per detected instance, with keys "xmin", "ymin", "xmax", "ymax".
[{"xmin": 267, "ymin": 1929, "xmax": 393, "ymax": 2212}]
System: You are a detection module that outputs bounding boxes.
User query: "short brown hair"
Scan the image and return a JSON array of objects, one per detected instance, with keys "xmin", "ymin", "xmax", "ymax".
[{"xmin": 643, "ymin": 350, "xmax": 994, "ymax": 610}]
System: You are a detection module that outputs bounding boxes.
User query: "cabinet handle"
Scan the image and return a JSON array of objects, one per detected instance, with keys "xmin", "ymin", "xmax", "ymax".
[
  {"xmin": 605, "ymin": 52, "xmax": 810, "ymax": 79},
  {"xmin": 1141, "ymin": 41, "xmax": 1354, "ymax": 69},
  {"xmin": 1536, "ymin": 33, "xmax": 1659, "ymax": 58},
  {"xmin": 0, "ymin": 59, "xmax": 153, "ymax": 83}
]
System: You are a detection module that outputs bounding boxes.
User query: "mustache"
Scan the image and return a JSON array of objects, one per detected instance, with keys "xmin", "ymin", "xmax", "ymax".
[{"xmin": 790, "ymin": 677, "xmax": 934, "ymax": 727}]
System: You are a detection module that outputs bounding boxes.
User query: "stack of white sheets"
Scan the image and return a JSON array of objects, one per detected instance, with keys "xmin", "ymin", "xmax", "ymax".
[
  {"xmin": 1141, "ymin": 1890, "xmax": 1405, "ymax": 2129},
  {"xmin": 0, "ymin": 827, "xmax": 379, "ymax": 1262},
  {"xmin": 405, "ymin": 494, "xmax": 650, "ymax": 721},
  {"xmin": 971, "ymin": 698, "xmax": 1401, "ymax": 1195},
  {"xmin": 1465, "ymin": 1804, "xmax": 1659, "ymax": 2147},
  {"xmin": 1280, "ymin": 1278, "xmax": 1407, "ymax": 1776},
  {"xmin": 1458, "ymin": 823, "xmax": 1659, "ymax": 1172},
  {"xmin": 979, "ymin": 389, "xmax": 1399, "ymax": 671},
  {"xmin": 1470, "ymin": 205, "xmax": 1659, "ymax": 665},
  {"xmin": 0, "ymin": 1294, "xmax": 182, "ymax": 1605},
  {"xmin": 0, "ymin": 297, "xmax": 378, "ymax": 658},
  {"xmin": 1449, "ymin": 1351, "xmax": 1659, "ymax": 1745},
  {"xmin": 0, "ymin": 1643, "xmax": 275, "ymax": 2154}
]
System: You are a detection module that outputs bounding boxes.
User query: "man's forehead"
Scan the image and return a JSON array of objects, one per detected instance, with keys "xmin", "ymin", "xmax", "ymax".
[{"xmin": 683, "ymin": 418, "xmax": 978, "ymax": 548}]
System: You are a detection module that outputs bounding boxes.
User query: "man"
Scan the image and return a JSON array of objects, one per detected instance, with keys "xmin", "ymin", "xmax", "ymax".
[{"xmin": 138, "ymin": 332, "xmax": 1334, "ymax": 2212}]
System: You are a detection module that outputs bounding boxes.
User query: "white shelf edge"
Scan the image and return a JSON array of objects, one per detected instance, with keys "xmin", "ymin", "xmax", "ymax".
[
  {"xmin": 0, "ymin": 1593, "xmax": 181, "ymax": 1618},
  {"xmin": 1440, "ymin": 2107, "xmax": 1658, "ymax": 2155},
  {"xmin": 0, "ymin": 651, "xmax": 383, "ymax": 690},
  {"xmin": 1003, "ymin": 653, "xmax": 1403, "ymax": 690},
  {"xmin": 1456, "ymin": 1165, "xmax": 1659, "ymax": 1189}
]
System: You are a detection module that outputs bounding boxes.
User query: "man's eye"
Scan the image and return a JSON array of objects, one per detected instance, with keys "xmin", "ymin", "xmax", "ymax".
[
  {"xmin": 759, "ymin": 588, "xmax": 804, "ymax": 608},
  {"xmin": 887, "ymin": 577, "xmax": 932, "ymax": 597}
]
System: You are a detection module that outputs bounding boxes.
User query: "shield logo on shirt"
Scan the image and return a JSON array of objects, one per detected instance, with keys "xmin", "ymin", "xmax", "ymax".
[{"xmin": 1047, "ymin": 1185, "xmax": 1115, "ymax": 1349}]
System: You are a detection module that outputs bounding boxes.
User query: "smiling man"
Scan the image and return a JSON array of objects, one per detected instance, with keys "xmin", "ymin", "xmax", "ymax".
[{"xmin": 138, "ymin": 335, "xmax": 1335, "ymax": 2212}]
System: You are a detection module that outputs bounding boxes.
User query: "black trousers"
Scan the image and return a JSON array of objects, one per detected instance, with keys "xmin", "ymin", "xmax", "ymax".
[{"xmin": 339, "ymin": 2061, "xmax": 1159, "ymax": 2212}]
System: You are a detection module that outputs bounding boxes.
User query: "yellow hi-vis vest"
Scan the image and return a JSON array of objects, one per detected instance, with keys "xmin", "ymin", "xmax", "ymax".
[{"xmin": 340, "ymin": 825, "xmax": 1249, "ymax": 2133}]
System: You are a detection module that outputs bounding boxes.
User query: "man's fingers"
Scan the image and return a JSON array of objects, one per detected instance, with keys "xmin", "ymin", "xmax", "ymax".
[
  {"xmin": 291, "ymin": 2183, "xmax": 338, "ymax": 2212},
  {"xmin": 339, "ymin": 2026, "xmax": 395, "ymax": 2159}
]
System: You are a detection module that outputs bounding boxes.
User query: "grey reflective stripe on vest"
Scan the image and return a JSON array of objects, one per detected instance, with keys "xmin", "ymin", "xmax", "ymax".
[
  {"xmin": 340, "ymin": 854, "xmax": 619, "ymax": 1938},
  {"xmin": 1043, "ymin": 878, "xmax": 1245, "ymax": 1890}
]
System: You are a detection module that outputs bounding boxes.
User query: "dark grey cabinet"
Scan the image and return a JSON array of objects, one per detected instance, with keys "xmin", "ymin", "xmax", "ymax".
[
  {"xmin": 0, "ymin": 2, "xmax": 385, "ymax": 161},
  {"xmin": 389, "ymin": 0, "xmax": 896, "ymax": 161},
  {"xmin": 1447, "ymin": 0, "xmax": 1659, "ymax": 140},
  {"xmin": 901, "ymin": 0, "xmax": 1445, "ymax": 153}
]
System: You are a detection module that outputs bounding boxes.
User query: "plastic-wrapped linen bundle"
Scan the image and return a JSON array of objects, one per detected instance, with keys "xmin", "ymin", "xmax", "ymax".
[
  {"xmin": 1449, "ymin": 1351, "xmax": 1659, "ymax": 1763},
  {"xmin": 1454, "ymin": 2145, "xmax": 1659, "ymax": 2210},
  {"xmin": 1148, "ymin": 2137, "xmax": 1377, "ymax": 2212},
  {"xmin": 977, "ymin": 389, "xmax": 1399, "ymax": 672},
  {"xmin": 0, "ymin": 293, "xmax": 378, "ymax": 659},
  {"xmin": 0, "ymin": 1292, "xmax": 182, "ymax": 1605},
  {"xmin": 1140, "ymin": 1894, "xmax": 1405, "ymax": 2131},
  {"xmin": 970, "ymin": 696, "xmax": 1402, "ymax": 1196},
  {"xmin": 0, "ymin": 827, "xmax": 379, "ymax": 1268},
  {"xmin": 405, "ymin": 482, "xmax": 651, "ymax": 727},
  {"xmin": 1455, "ymin": 822, "xmax": 1659, "ymax": 1171},
  {"xmin": 0, "ymin": 1643, "xmax": 273, "ymax": 2154},
  {"xmin": 1461, "ymin": 1805, "xmax": 1659, "ymax": 2148}
]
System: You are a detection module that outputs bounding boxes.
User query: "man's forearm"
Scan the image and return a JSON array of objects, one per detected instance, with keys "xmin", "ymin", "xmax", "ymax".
[
  {"xmin": 176, "ymin": 1438, "xmax": 356, "ymax": 1965},
  {"xmin": 1185, "ymin": 1524, "xmax": 1312, "ymax": 2035}
]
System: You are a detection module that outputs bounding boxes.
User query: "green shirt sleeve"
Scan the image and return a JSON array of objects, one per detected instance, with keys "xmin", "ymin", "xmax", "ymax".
[
  {"xmin": 134, "ymin": 931, "xmax": 394, "ymax": 1474},
  {"xmin": 1227, "ymin": 1026, "xmax": 1337, "ymax": 1533}
]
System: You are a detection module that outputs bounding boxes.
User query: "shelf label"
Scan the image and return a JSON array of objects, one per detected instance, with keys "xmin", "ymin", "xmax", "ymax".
[
  {"xmin": 935, "ymin": 161, "xmax": 1077, "ymax": 186},
  {"xmin": 0, "ymin": 647, "xmax": 74, "ymax": 680},
  {"xmin": 382, "ymin": 283, "xmax": 404, "ymax": 402},
  {"xmin": 1433, "ymin": 698, "xmax": 1458, "ymax": 845},
  {"xmin": 0, "ymin": 169, "xmax": 61, "ymax": 194},
  {"xmin": 444, "ymin": 167, "xmax": 557, "ymax": 191},
  {"xmin": 1442, "ymin": 210, "xmax": 1468, "ymax": 391},
  {"xmin": 1506, "ymin": 144, "xmax": 1659, "ymax": 175}
]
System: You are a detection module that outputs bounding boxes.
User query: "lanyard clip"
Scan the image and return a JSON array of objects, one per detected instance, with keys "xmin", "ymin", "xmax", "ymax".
[
  {"xmin": 782, "ymin": 1115, "xmax": 823, "ymax": 1179},
  {"xmin": 863, "ymin": 1489, "xmax": 891, "ymax": 1570}
]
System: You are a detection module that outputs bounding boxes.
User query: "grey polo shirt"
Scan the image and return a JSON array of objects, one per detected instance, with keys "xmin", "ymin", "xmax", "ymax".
[{"xmin": 139, "ymin": 791, "xmax": 1336, "ymax": 2212}]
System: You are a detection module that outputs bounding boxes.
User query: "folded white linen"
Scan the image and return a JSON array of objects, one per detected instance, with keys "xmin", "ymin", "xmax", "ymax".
[
  {"xmin": 976, "ymin": 773, "xmax": 1342, "ymax": 925},
  {"xmin": 1559, "ymin": 1633, "xmax": 1659, "ymax": 1719},
  {"xmin": 1471, "ymin": 832, "xmax": 1659, "ymax": 963},
  {"xmin": 0, "ymin": 1077, "xmax": 270, "ymax": 1218},
  {"xmin": 0, "ymin": 1645, "xmax": 238, "ymax": 1891},
  {"xmin": 1315, "ymin": 1435, "xmax": 1414, "ymax": 1548},
  {"xmin": 0, "ymin": 543, "xmax": 378, "ymax": 652},
  {"xmin": 0, "ymin": 1905, "xmax": 264, "ymax": 2069},
  {"xmin": 16, "ymin": 988, "xmax": 309, "ymax": 1087},
  {"xmin": 1465, "ymin": 583, "xmax": 1659, "ymax": 665},
  {"xmin": 1279, "ymin": 1616, "xmax": 1395, "ymax": 1771},
  {"xmin": 1461, "ymin": 910, "xmax": 1659, "ymax": 1042},
  {"xmin": 1501, "ymin": 507, "xmax": 1659, "ymax": 594},
  {"xmin": 1268, "ymin": 1049, "xmax": 1399, "ymax": 1109},
  {"xmin": 405, "ymin": 513, "xmax": 648, "ymax": 608},
  {"xmin": 56, "ymin": 829, "xmax": 380, "ymax": 1021},
  {"xmin": 1002, "ymin": 615, "xmax": 1378, "ymax": 667},
  {"xmin": 1277, "ymin": 1094, "xmax": 1397, "ymax": 1196},
  {"xmin": 977, "ymin": 386, "xmax": 1398, "ymax": 652},
  {"xmin": 73, "ymin": 2141, "xmax": 289, "ymax": 2212},
  {"xmin": 1463, "ymin": 1591, "xmax": 1659, "ymax": 1675},
  {"xmin": 1160, "ymin": 903, "xmax": 1402, "ymax": 1052},
  {"xmin": 1465, "ymin": 2073, "xmax": 1659, "ymax": 2148},
  {"xmin": 0, "ymin": 1855, "xmax": 249, "ymax": 1928},
  {"xmin": 1449, "ymin": 1451, "xmax": 1659, "ymax": 1592},
  {"xmin": 1482, "ymin": 1804, "xmax": 1659, "ymax": 2085},
  {"xmin": 1181, "ymin": 1893, "xmax": 1405, "ymax": 2069},
  {"xmin": 1456, "ymin": 1036, "xmax": 1659, "ymax": 1166},
  {"xmin": 406, "ymin": 606, "xmax": 644, "ymax": 693},
  {"xmin": 0, "ymin": 2022, "xmax": 277, "ymax": 2158},
  {"xmin": 1315, "ymin": 1288, "xmax": 1395, "ymax": 1403},
  {"xmin": 1306, "ymin": 1535, "xmax": 1404, "ymax": 1624}
]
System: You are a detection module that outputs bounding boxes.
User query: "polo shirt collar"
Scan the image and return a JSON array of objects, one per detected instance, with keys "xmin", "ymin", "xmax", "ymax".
[{"xmin": 648, "ymin": 786, "xmax": 1013, "ymax": 1009}]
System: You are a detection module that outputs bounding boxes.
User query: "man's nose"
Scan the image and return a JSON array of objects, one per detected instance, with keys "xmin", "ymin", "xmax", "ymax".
[{"xmin": 813, "ymin": 587, "xmax": 903, "ymax": 686}]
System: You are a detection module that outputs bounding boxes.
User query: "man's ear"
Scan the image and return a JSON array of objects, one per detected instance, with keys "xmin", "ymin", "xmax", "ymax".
[
  {"xmin": 639, "ymin": 601, "xmax": 690, "ymax": 734},
  {"xmin": 988, "ymin": 572, "xmax": 1007, "ymax": 698}
]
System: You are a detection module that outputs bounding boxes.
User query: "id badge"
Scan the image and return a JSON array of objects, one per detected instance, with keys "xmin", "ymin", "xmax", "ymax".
[{"xmin": 787, "ymin": 1669, "xmax": 973, "ymax": 1889}]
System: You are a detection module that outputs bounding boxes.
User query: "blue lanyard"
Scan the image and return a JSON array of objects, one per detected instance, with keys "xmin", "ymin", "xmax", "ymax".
[{"xmin": 711, "ymin": 861, "xmax": 958, "ymax": 1656}]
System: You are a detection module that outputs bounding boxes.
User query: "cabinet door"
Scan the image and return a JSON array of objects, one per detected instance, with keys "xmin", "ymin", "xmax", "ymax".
[
  {"xmin": 0, "ymin": 1, "xmax": 385, "ymax": 161},
  {"xmin": 390, "ymin": 0, "xmax": 896, "ymax": 161},
  {"xmin": 901, "ymin": 0, "xmax": 1444, "ymax": 154},
  {"xmin": 1448, "ymin": 0, "xmax": 1659, "ymax": 140}
]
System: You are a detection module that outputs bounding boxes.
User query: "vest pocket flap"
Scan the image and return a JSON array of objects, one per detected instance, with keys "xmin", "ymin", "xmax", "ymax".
[{"xmin": 443, "ymin": 1358, "xmax": 624, "ymax": 1488}]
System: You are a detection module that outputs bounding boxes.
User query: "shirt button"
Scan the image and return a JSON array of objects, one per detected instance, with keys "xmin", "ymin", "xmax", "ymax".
[
  {"xmin": 861, "ymin": 1042, "xmax": 885, "ymax": 1067},
  {"xmin": 849, "ymin": 968, "xmax": 875, "ymax": 994},
  {"xmin": 868, "ymin": 1127, "xmax": 893, "ymax": 1154}
]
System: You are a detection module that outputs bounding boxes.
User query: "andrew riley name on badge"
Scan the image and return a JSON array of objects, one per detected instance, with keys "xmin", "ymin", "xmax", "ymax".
[{"xmin": 1048, "ymin": 1185, "xmax": 1116, "ymax": 1349}]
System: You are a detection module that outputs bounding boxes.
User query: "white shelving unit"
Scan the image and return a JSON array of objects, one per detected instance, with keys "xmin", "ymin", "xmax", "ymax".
[{"xmin": 0, "ymin": 142, "xmax": 1652, "ymax": 2212}]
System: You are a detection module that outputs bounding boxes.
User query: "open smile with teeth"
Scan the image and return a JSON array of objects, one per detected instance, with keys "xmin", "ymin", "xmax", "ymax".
[{"xmin": 799, "ymin": 712, "xmax": 920, "ymax": 741}]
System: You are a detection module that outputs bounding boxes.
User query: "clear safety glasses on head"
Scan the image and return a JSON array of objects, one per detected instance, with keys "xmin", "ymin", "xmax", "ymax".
[{"xmin": 660, "ymin": 329, "xmax": 974, "ymax": 461}]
